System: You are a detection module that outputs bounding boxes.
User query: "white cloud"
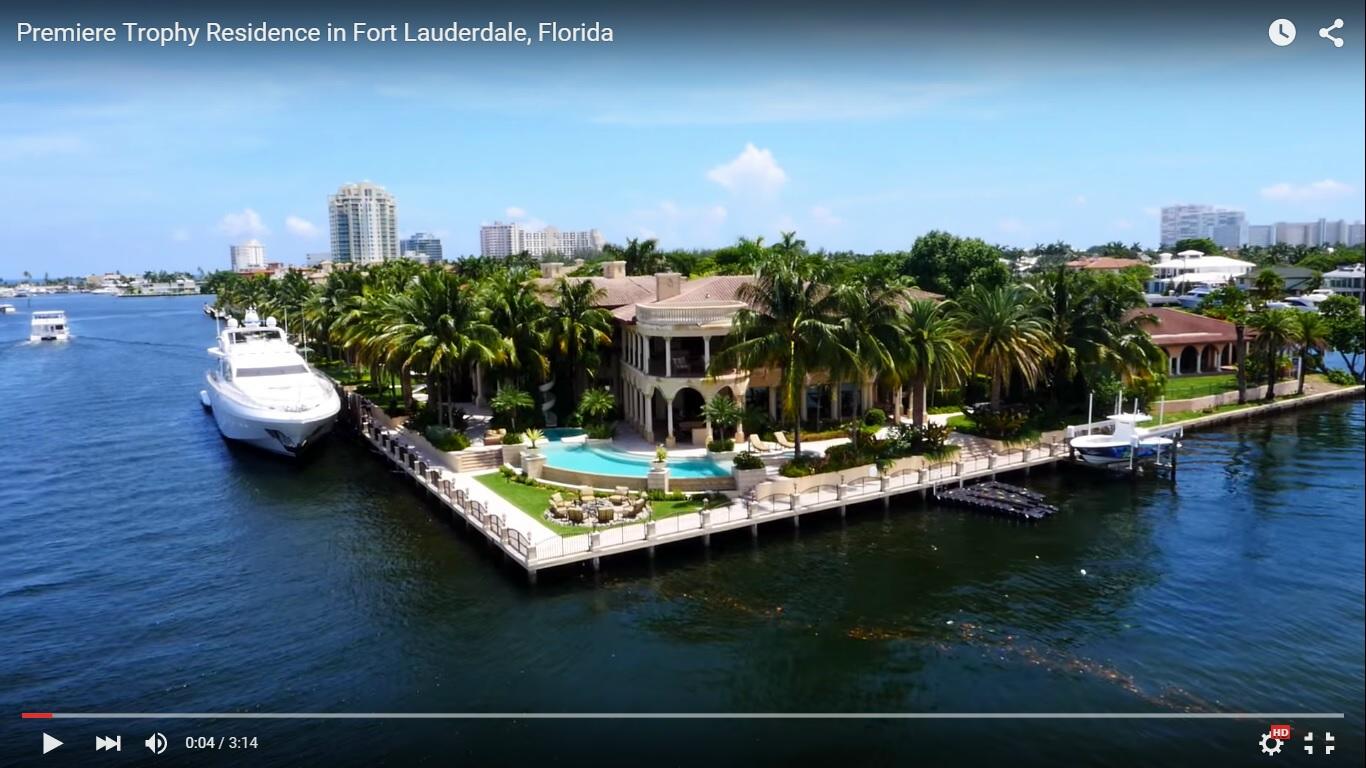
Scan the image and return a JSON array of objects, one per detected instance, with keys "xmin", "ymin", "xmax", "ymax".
[
  {"xmin": 505, "ymin": 206, "xmax": 527, "ymax": 218},
  {"xmin": 169, "ymin": 227, "xmax": 191, "ymax": 242},
  {"xmin": 809, "ymin": 205, "xmax": 843, "ymax": 227},
  {"xmin": 285, "ymin": 215, "xmax": 320, "ymax": 238},
  {"xmin": 707, "ymin": 143, "xmax": 788, "ymax": 197},
  {"xmin": 1260, "ymin": 179, "xmax": 1353, "ymax": 202},
  {"xmin": 217, "ymin": 208, "xmax": 269, "ymax": 238},
  {"xmin": 626, "ymin": 201, "xmax": 727, "ymax": 246}
]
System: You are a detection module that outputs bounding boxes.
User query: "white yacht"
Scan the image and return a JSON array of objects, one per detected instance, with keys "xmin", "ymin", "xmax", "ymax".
[
  {"xmin": 1282, "ymin": 289, "xmax": 1335, "ymax": 312},
  {"xmin": 1176, "ymin": 285, "xmax": 1215, "ymax": 310},
  {"xmin": 201, "ymin": 309, "xmax": 340, "ymax": 456},
  {"xmin": 1070, "ymin": 413, "xmax": 1175, "ymax": 466},
  {"xmin": 29, "ymin": 310, "xmax": 70, "ymax": 341},
  {"xmin": 0, "ymin": 303, "xmax": 16, "ymax": 314}
]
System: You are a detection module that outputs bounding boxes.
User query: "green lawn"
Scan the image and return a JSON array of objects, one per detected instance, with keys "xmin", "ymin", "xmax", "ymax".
[
  {"xmin": 1157, "ymin": 395, "xmax": 1301, "ymax": 425},
  {"xmin": 475, "ymin": 473, "xmax": 705, "ymax": 537},
  {"xmin": 1163, "ymin": 374, "xmax": 1237, "ymax": 400}
]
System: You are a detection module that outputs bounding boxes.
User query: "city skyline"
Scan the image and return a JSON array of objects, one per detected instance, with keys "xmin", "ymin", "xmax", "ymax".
[{"xmin": 2, "ymin": 1, "xmax": 1362, "ymax": 274}]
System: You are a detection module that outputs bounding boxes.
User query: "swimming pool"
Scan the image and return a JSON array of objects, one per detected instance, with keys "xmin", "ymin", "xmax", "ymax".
[
  {"xmin": 540, "ymin": 442, "xmax": 731, "ymax": 478},
  {"xmin": 542, "ymin": 427, "xmax": 586, "ymax": 442}
]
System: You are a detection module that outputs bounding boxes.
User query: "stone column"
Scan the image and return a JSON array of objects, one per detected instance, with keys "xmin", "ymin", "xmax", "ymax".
[
  {"xmin": 830, "ymin": 385, "xmax": 840, "ymax": 422},
  {"xmin": 665, "ymin": 394, "xmax": 675, "ymax": 447},
  {"xmin": 1196, "ymin": 346, "xmax": 1203, "ymax": 374},
  {"xmin": 643, "ymin": 335, "xmax": 651, "ymax": 375},
  {"xmin": 703, "ymin": 336, "xmax": 711, "ymax": 370},
  {"xmin": 665, "ymin": 337, "xmax": 673, "ymax": 377}
]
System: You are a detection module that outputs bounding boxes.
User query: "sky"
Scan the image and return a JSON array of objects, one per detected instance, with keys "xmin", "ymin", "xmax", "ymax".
[{"xmin": 1, "ymin": 0, "xmax": 1363, "ymax": 276}]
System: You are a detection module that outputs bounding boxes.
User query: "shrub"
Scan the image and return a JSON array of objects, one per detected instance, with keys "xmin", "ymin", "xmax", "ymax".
[
  {"xmin": 731, "ymin": 451, "xmax": 764, "ymax": 470},
  {"xmin": 646, "ymin": 489, "xmax": 686, "ymax": 501},
  {"xmin": 585, "ymin": 422, "xmax": 616, "ymax": 439},
  {"xmin": 424, "ymin": 425, "xmax": 471, "ymax": 452},
  {"xmin": 503, "ymin": 431, "xmax": 523, "ymax": 445},
  {"xmin": 523, "ymin": 428, "xmax": 546, "ymax": 448},
  {"xmin": 862, "ymin": 408, "xmax": 887, "ymax": 427},
  {"xmin": 706, "ymin": 438, "xmax": 735, "ymax": 453},
  {"xmin": 741, "ymin": 407, "xmax": 774, "ymax": 440},
  {"xmin": 655, "ymin": 445, "xmax": 668, "ymax": 462},
  {"xmin": 498, "ymin": 465, "xmax": 516, "ymax": 479},
  {"xmin": 779, "ymin": 458, "xmax": 818, "ymax": 478},
  {"xmin": 1325, "ymin": 368, "xmax": 1357, "ymax": 386}
]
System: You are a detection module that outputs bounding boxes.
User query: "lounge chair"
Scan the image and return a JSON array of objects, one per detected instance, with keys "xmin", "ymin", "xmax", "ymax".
[
  {"xmin": 773, "ymin": 431, "xmax": 796, "ymax": 449},
  {"xmin": 748, "ymin": 434, "xmax": 780, "ymax": 453}
]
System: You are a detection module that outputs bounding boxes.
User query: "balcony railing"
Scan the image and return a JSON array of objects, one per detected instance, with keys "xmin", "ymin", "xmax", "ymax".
[{"xmin": 635, "ymin": 301, "xmax": 745, "ymax": 328}]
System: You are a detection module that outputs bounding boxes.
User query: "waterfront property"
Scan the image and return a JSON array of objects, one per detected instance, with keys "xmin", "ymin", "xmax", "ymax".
[
  {"xmin": 1144, "ymin": 250, "xmax": 1255, "ymax": 295},
  {"xmin": 537, "ymin": 260, "xmax": 941, "ymax": 446},
  {"xmin": 1127, "ymin": 307, "xmax": 1241, "ymax": 376}
]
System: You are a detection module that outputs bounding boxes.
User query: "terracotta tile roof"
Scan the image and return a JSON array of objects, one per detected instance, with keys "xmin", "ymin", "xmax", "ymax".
[
  {"xmin": 535, "ymin": 276, "xmax": 657, "ymax": 308},
  {"xmin": 1066, "ymin": 257, "xmax": 1143, "ymax": 271},
  {"xmin": 1126, "ymin": 307, "xmax": 1239, "ymax": 346}
]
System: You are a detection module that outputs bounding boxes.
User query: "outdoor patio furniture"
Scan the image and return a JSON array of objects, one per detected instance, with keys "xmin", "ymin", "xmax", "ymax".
[
  {"xmin": 774, "ymin": 431, "xmax": 796, "ymax": 449},
  {"xmin": 483, "ymin": 428, "xmax": 506, "ymax": 445},
  {"xmin": 748, "ymin": 434, "xmax": 780, "ymax": 453}
]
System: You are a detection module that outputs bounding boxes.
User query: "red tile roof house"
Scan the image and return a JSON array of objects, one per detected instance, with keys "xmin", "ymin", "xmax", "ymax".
[
  {"xmin": 1126, "ymin": 307, "xmax": 1247, "ymax": 376},
  {"xmin": 1065, "ymin": 256, "xmax": 1145, "ymax": 272},
  {"xmin": 537, "ymin": 260, "xmax": 940, "ymax": 445}
]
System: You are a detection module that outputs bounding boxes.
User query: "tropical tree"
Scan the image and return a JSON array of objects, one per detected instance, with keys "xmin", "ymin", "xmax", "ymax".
[
  {"xmin": 1319, "ymin": 294, "xmax": 1365, "ymax": 381},
  {"xmin": 708, "ymin": 248, "xmax": 858, "ymax": 455},
  {"xmin": 482, "ymin": 267, "xmax": 549, "ymax": 388},
  {"xmin": 489, "ymin": 387, "xmax": 535, "ymax": 431},
  {"xmin": 903, "ymin": 230, "xmax": 1011, "ymax": 296},
  {"xmin": 574, "ymin": 387, "xmax": 616, "ymax": 427},
  {"xmin": 542, "ymin": 278, "xmax": 613, "ymax": 407},
  {"xmin": 1251, "ymin": 268, "xmax": 1286, "ymax": 307},
  {"xmin": 891, "ymin": 298, "xmax": 967, "ymax": 426},
  {"xmin": 616, "ymin": 237, "xmax": 667, "ymax": 276},
  {"xmin": 702, "ymin": 393, "xmax": 743, "ymax": 442},
  {"xmin": 1289, "ymin": 311, "xmax": 1329, "ymax": 395},
  {"xmin": 1249, "ymin": 308, "xmax": 1297, "ymax": 402},
  {"xmin": 1202, "ymin": 283, "xmax": 1251, "ymax": 403},
  {"xmin": 375, "ymin": 269, "xmax": 502, "ymax": 419},
  {"xmin": 950, "ymin": 283, "xmax": 1055, "ymax": 409}
]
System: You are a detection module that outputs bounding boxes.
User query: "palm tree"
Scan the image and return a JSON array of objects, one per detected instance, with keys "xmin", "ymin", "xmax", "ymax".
[
  {"xmin": 489, "ymin": 387, "xmax": 535, "ymax": 431},
  {"xmin": 702, "ymin": 393, "xmax": 743, "ymax": 442},
  {"xmin": 894, "ymin": 299, "xmax": 968, "ymax": 426},
  {"xmin": 618, "ymin": 237, "xmax": 667, "ymax": 275},
  {"xmin": 542, "ymin": 278, "xmax": 613, "ymax": 406},
  {"xmin": 1251, "ymin": 268, "xmax": 1286, "ymax": 307},
  {"xmin": 376, "ymin": 269, "xmax": 502, "ymax": 419},
  {"xmin": 574, "ymin": 388, "xmax": 616, "ymax": 428},
  {"xmin": 482, "ymin": 268, "xmax": 549, "ymax": 388},
  {"xmin": 1289, "ymin": 311, "xmax": 1329, "ymax": 395},
  {"xmin": 950, "ymin": 283, "xmax": 1054, "ymax": 410},
  {"xmin": 708, "ymin": 248, "xmax": 858, "ymax": 455},
  {"xmin": 1202, "ymin": 283, "xmax": 1251, "ymax": 404},
  {"xmin": 1249, "ymin": 308, "xmax": 1297, "ymax": 402}
]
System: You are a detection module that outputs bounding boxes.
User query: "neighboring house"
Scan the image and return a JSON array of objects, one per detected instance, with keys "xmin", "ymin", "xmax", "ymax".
[
  {"xmin": 1322, "ymin": 263, "xmax": 1365, "ymax": 304},
  {"xmin": 537, "ymin": 260, "xmax": 941, "ymax": 445},
  {"xmin": 1146, "ymin": 250, "xmax": 1255, "ymax": 295},
  {"xmin": 1126, "ymin": 308, "xmax": 1243, "ymax": 376},
  {"xmin": 1233, "ymin": 265, "xmax": 1319, "ymax": 295}
]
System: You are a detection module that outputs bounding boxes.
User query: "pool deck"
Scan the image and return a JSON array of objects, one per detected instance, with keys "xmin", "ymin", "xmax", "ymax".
[{"xmin": 341, "ymin": 385, "xmax": 1364, "ymax": 583}]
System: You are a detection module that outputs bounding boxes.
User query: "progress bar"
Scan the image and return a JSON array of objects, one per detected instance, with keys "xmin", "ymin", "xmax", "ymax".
[{"xmin": 21, "ymin": 712, "xmax": 1348, "ymax": 720}]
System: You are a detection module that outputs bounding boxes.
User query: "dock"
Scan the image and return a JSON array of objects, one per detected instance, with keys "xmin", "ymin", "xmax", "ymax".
[{"xmin": 339, "ymin": 384, "xmax": 1363, "ymax": 583}]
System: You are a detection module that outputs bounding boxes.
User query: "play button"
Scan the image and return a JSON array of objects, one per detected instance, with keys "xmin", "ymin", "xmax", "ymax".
[{"xmin": 42, "ymin": 733, "xmax": 63, "ymax": 754}]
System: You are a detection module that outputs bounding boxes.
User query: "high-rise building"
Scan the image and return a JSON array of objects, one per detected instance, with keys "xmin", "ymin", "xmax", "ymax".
[
  {"xmin": 400, "ymin": 232, "xmax": 444, "ymax": 262},
  {"xmin": 328, "ymin": 182, "xmax": 398, "ymax": 264},
  {"xmin": 1160, "ymin": 205, "xmax": 1246, "ymax": 249},
  {"xmin": 230, "ymin": 240, "xmax": 266, "ymax": 272},
  {"xmin": 479, "ymin": 221, "xmax": 605, "ymax": 258},
  {"xmin": 1246, "ymin": 225, "xmax": 1275, "ymax": 247}
]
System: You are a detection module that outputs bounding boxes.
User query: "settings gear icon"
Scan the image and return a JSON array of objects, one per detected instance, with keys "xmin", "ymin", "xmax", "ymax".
[{"xmin": 1259, "ymin": 732, "xmax": 1283, "ymax": 756}]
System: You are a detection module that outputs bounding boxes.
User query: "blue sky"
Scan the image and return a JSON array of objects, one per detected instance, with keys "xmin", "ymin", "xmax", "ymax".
[{"xmin": 2, "ymin": 1, "xmax": 1363, "ymax": 275}]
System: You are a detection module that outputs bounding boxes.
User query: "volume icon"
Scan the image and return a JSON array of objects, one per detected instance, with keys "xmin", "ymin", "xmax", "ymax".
[
  {"xmin": 96, "ymin": 735, "xmax": 121, "ymax": 751},
  {"xmin": 145, "ymin": 732, "xmax": 168, "ymax": 754}
]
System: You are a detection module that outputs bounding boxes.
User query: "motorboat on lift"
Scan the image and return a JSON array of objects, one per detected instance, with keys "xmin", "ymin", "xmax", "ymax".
[
  {"xmin": 1069, "ymin": 413, "xmax": 1175, "ymax": 466},
  {"xmin": 201, "ymin": 308, "xmax": 340, "ymax": 456}
]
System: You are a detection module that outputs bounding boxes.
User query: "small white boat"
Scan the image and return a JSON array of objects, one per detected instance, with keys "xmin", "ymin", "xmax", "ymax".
[
  {"xmin": 1070, "ymin": 413, "xmax": 1174, "ymax": 466},
  {"xmin": 202, "ymin": 309, "xmax": 340, "ymax": 456},
  {"xmin": 1282, "ymin": 289, "xmax": 1335, "ymax": 312},
  {"xmin": 1176, "ymin": 286, "xmax": 1215, "ymax": 310},
  {"xmin": 29, "ymin": 310, "xmax": 70, "ymax": 342},
  {"xmin": 0, "ymin": 303, "xmax": 15, "ymax": 314}
]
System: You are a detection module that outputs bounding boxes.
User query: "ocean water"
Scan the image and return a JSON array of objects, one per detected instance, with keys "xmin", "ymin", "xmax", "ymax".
[{"xmin": 1, "ymin": 294, "xmax": 1362, "ymax": 766}]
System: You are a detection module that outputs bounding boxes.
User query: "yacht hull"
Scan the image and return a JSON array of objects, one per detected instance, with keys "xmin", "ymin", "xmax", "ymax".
[{"xmin": 204, "ymin": 378, "xmax": 340, "ymax": 457}]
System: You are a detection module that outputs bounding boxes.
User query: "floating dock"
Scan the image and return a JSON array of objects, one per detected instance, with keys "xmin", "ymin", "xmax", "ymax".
[{"xmin": 936, "ymin": 481, "xmax": 1058, "ymax": 521}]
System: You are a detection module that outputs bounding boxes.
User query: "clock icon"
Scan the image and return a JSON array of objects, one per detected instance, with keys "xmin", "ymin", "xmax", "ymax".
[{"xmin": 1269, "ymin": 18, "xmax": 1296, "ymax": 46}]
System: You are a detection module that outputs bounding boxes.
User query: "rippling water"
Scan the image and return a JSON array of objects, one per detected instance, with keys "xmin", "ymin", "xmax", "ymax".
[{"xmin": 1, "ymin": 295, "xmax": 1362, "ymax": 766}]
